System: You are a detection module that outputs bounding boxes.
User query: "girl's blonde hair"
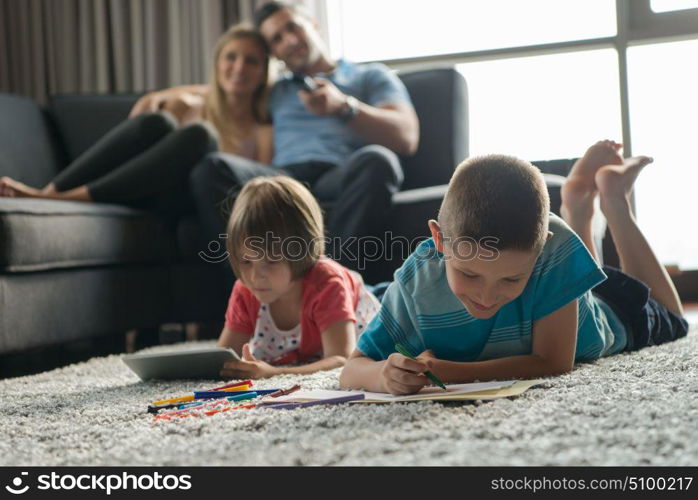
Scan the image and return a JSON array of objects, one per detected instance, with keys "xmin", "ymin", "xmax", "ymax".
[
  {"xmin": 204, "ymin": 24, "xmax": 271, "ymax": 154},
  {"xmin": 226, "ymin": 177, "xmax": 325, "ymax": 280}
]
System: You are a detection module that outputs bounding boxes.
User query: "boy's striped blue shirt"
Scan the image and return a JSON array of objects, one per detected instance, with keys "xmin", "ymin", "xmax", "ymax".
[{"xmin": 358, "ymin": 214, "xmax": 627, "ymax": 362}]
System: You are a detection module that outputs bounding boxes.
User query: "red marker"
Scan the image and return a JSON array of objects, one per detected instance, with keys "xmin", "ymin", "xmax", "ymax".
[
  {"xmin": 269, "ymin": 385, "xmax": 301, "ymax": 398},
  {"xmin": 210, "ymin": 379, "xmax": 253, "ymax": 391}
]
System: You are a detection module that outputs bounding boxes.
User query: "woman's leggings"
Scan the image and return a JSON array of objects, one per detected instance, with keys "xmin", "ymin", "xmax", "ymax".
[{"xmin": 51, "ymin": 112, "xmax": 218, "ymax": 216}]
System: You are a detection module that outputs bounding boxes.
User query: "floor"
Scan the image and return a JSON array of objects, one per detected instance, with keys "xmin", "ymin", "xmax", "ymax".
[{"xmin": 682, "ymin": 302, "xmax": 698, "ymax": 325}]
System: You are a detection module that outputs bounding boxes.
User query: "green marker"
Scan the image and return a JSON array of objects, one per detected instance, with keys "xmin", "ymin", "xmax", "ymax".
[{"xmin": 394, "ymin": 344, "xmax": 447, "ymax": 390}]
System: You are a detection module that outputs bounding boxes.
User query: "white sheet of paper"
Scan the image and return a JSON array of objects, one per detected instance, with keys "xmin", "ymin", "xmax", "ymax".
[
  {"xmin": 359, "ymin": 380, "xmax": 516, "ymax": 402},
  {"xmin": 263, "ymin": 380, "xmax": 517, "ymax": 404}
]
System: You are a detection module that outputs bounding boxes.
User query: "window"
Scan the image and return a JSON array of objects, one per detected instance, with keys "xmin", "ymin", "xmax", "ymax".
[
  {"xmin": 326, "ymin": 1, "xmax": 698, "ymax": 270},
  {"xmin": 458, "ymin": 50, "xmax": 621, "ymax": 160},
  {"xmin": 327, "ymin": 0, "xmax": 616, "ymax": 62},
  {"xmin": 651, "ymin": 0, "xmax": 698, "ymax": 12},
  {"xmin": 628, "ymin": 39, "xmax": 698, "ymax": 269}
]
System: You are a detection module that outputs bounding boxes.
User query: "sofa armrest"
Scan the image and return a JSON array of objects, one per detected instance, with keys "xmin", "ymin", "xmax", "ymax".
[{"xmin": 386, "ymin": 173, "xmax": 580, "ymax": 250}]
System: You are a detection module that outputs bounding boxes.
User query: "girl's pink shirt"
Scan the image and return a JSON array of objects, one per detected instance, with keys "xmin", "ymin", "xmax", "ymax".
[{"xmin": 224, "ymin": 257, "xmax": 364, "ymax": 364}]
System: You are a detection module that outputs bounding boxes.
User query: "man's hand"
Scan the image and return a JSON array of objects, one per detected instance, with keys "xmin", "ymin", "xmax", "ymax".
[
  {"xmin": 297, "ymin": 78, "xmax": 348, "ymax": 117},
  {"xmin": 379, "ymin": 352, "xmax": 429, "ymax": 395},
  {"xmin": 219, "ymin": 344, "xmax": 279, "ymax": 380}
]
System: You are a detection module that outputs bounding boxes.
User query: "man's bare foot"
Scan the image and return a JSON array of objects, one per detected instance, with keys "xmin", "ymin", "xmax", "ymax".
[
  {"xmin": 568, "ymin": 140, "xmax": 624, "ymax": 184},
  {"xmin": 596, "ymin": 156, "xmax": 653, "ymax": 210},
  {"xmin": 0, "ymin": 177, "xmax": 44, "ymax": 198}
]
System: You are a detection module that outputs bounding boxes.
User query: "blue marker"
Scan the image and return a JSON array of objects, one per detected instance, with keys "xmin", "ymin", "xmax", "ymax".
[
  {"xmin": 193, "ymin": 389, "xmax": 280, "ymax": 399},
  {"xmin": 178, "ymin": 391, "xmax": 258, "ymax": 409}
]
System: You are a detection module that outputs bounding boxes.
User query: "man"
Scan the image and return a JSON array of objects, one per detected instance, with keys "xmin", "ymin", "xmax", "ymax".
[{"xmin": 189, "ymin": 1, "xmax": 419, "ymax": 277}]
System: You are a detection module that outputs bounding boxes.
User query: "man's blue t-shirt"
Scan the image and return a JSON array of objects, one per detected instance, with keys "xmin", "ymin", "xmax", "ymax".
[
  {"xmin": 268, "ymin": 59, "xmax": 412, "ymax": 167},
  {"xmin": 357, "ymin": 214, "xmax": 628, "ymax": 363}
]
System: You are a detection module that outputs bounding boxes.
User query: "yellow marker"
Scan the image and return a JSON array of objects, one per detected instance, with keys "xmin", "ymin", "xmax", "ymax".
[
  {"xmin": 151, "ymin": 385, "xmax": 250, "ymax": 406},
  {"xmin": 221, "ymin": 384, "xmax": 250, "ymax": 392},
  {"xmin": 152, "ymin": 395, "xmax": 194, "ymax": 406}
]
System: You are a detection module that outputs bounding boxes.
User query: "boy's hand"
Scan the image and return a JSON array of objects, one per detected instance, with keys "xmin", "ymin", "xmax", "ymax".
[
  {"xmin": 380, "ymin": 353, "xmax": 429, "ymax": 395},
  {"xmin": 297, "ymin": 78, "xmax": 347, "ymax": 116},
  {"xmin": 219, "ymin": 344, "xmax": 278, "ymax": 380},
  {"xmin": 416, "ymin": 349, "xmax": 436, "ymax": 364}
]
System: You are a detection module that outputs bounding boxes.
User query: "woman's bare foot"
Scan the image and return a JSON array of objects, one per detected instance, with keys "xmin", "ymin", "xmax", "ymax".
[
  {"xmin": 0, "ymin": 177, "xmax": 45, "ymax": 198},
  {"xmin": 0, "ymin": 178, "xmax": 90, "ymax": 202},
  {"xmin": 596, "ymin": 155, "xmax": 653, "ymax": 213}
]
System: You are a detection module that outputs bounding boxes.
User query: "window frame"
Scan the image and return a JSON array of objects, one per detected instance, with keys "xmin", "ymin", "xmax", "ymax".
[
  {"xmin": 327, "ymin": 0, "xmax": 698, "ymax": 157},
  {"xmin": 324, "ymin": 0, "xmax": 698, "ymax": 288}
]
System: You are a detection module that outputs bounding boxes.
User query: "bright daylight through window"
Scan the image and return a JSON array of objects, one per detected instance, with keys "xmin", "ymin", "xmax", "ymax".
[{"xmin": 328, "ymin": 0, "xmax": 698, "ymax": 269}]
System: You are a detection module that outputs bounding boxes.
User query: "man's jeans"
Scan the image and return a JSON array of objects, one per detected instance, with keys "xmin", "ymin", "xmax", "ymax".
[{"xmin": 189, "ymin": 145, "xmax": 404, "ymax": 289}]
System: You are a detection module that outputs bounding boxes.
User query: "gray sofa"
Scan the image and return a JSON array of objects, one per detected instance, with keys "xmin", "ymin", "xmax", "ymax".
[{"xmin": 0, "ymin": 68, "xmax": 573, "ymax": 361}]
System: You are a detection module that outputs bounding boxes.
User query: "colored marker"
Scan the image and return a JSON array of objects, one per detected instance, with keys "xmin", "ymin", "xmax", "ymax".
[
  {"xmin": 193, "ymin": 389, "xmax": 280, "ymax": 399},
  {"xmin": 394, "ymin": 343, "xmax": 447, "ymax": 390},
  {"xmin": 151, "ymin": 381, "xmax": 252, "ymax": 407},
  {"xmin": 267, "ymin": 393, "xmax": 365, "ymax": 410},
  {"xmin": 211, "ymin": 379, "xmax": 253, "ymax": 391},
  {"xmin": 178, "ymin": 391, "xmax": 258, "ymax": 410},
  {"xmin": 203, "ymin": 403, "xmax": 258, "ymax": 417},
  {"xmin": 154, "ymin": 392, "xmax": 259, "ymax": 421},
  {"xmin": 268, "ymin": 384, "xmax": 301, "ymax": 398}
]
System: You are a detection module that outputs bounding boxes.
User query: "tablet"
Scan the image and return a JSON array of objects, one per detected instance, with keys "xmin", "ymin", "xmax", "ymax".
[{"xmin": 121, "ymin": 347, "xmax": 241, "ymax": 381}]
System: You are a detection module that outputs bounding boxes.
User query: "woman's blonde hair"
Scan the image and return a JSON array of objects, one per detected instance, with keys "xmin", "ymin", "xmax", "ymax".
[
  {"xmin": 226, "ymin": 177, "xmax": 325, "ymax": 281},
  {"xmin": 204, "ymin": 24, "xmax": 271, "ymax": 154}
]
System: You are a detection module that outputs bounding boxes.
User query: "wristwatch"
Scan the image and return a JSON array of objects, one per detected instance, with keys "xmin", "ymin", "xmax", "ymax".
[{"xmin": 337, "ymin": 95, "xmax": 360, "ymax": 122}]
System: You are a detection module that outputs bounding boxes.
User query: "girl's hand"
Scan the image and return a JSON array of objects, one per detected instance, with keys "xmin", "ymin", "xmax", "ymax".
[{"xmin": 219, "ymin": 344, "xmax": 279, "ymax": 380}]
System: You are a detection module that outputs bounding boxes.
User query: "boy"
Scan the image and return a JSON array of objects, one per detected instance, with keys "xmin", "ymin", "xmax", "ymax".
[{"xmin": 339, "ymin": 141, "xmax": 689, "ymax": 394}]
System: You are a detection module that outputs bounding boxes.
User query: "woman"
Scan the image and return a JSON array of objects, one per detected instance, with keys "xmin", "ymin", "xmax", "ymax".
[{"xmin": 0, "ymin": 24, "xmax": 272, "ymax": 215}]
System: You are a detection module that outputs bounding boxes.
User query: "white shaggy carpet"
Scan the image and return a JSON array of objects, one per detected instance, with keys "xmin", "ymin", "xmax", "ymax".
[{"xmin": 1, "ymin": 326, "xmax": 696, "ymax": 466}]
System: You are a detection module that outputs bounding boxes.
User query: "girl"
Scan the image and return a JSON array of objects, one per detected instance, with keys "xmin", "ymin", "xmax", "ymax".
[
  {"xmin": 217, "ymin": 176, "xmax": 380, "ymax": 379},
  {"xmin": 0, "ymin": 24, "xmax": 273, "ymax": 212}
]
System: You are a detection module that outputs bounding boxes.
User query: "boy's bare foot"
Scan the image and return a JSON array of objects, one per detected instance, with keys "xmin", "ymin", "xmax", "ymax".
[
  {"xmin": 0, "ymin": 177, "xmax": 44, "ymax": 198},
  {"xmin": 561, "ymin": 176, "xmax": 597, "ymax": 226},
  {"xmin": 561, "ymin": 140, "xmax": 625, "ymax": 228},
  {"xmin": 568, "ymin": 139, "xmax": 624, "ymax": 183},
  {"xmin": 596, "ymin": 155, "xmax": 653, "ymax": 209}
]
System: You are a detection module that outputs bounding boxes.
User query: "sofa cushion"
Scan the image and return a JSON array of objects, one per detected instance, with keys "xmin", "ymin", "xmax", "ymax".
[
  {"xmin": 0, "ymin": 266, "xmax": 173, "ymax": 353},
  {"xmin": 0, "ymin": 198, "xmax": 178, "ymax": 272},
  {"xmin": 398, "ymin": 69, "xmax": 468, "ymax": 191},
  {"xmin": 49, "ymin": 94, "xmax": 140, "ymax": 162},
  {"xmin": 176, "ymin": 214, "xmax": 211, "ymax": 261},
  {"xmin": 0, "ymin": 93, "xmax": 64, "ymax": 186}
]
